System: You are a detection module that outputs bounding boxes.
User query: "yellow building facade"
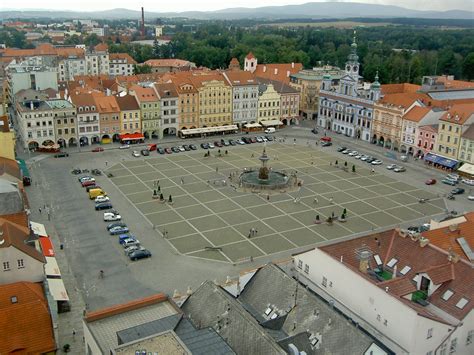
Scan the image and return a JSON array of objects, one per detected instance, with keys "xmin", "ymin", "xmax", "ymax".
[{"xmin": 257, "ymin": 84, "xmax": 281, "ymax": 124}]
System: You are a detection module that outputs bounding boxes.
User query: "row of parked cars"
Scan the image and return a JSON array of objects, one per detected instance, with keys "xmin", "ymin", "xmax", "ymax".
[
  {"xmin": 337, "ymin": 147, "xmax": 384, "ymax": 166},
  {"xmin": 77, "ymin": 175, "xmax": 152, "ymax": 261}
]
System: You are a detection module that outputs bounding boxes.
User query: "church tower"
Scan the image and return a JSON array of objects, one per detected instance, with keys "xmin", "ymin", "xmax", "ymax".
[
  {"xmin": 339, "ymin": 31, "xmax": 360, "ymax": 97},
  {"xmin": 244, "ymin": 52, "xmax": 257, "ymax": 73},
  {"xmin": 370, "ymin": 71, "xmax": 381, "ymax": 101}
]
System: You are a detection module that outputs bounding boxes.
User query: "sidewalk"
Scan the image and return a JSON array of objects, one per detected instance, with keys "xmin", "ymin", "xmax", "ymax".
[{"xmin": 27, "ymin": 162, "xmax": 86, "ymax": 354}]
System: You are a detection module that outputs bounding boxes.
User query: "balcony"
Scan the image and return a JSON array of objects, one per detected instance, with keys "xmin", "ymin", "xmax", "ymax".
[{"xmin": 411, "ymin": 290, "xmax": 429, "ymax": 306}]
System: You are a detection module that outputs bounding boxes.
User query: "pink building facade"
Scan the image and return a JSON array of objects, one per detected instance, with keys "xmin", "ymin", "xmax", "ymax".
[{"xmin": 416, "ymin": 124, "xmax": 438, "ymax": 158}]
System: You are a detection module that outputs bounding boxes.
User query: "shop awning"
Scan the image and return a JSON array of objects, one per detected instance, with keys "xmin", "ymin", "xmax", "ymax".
[
  {"xmin": 180, "ymin": 125, "xmax": 238, "ymax": 135},
  {"xmin": 30, "ymin": 221, "xmax": 47, "ymax": 237},
  {"xmin": 46, "ymin": 278, "xmax": 69, "ymax": 301},
  {"xmin": 39, "ymin": 237, "xmax": 55, "ymax": 257},
  {"xmin": 244, "ymin": 123, "xmax": 262, "ymax": 128},
  {"xmin": 45, "ymin": 257, "xmax": 61, "ymax": 277},
  {"xmin": 119, "ymin": 133, "xmax": 144, "ymax": 140},
  {"xmin": 424, "ymin": 153, "xmax": 458, "ymax": 169},
  {"xmin": 260, "ymin": 119, "xmax": 283, "ymax": 127},
  {"xmin": 458, "ymin": 163, "xmax": 474, "ymax": 177}
]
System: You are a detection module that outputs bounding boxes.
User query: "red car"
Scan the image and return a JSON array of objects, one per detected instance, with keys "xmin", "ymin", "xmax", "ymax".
[
  {"xmin": 320, "ymin": 136, "xmax": 332, "ymax": 142},
  {"xmin": 82, "ymin": 180, "xmax": 96, "ymax": 187},
  {"xmin": 92, "ymin": 147, "xmax": 104, "ymax": 152},
  {"xmin": 425, "ymin": 179, "xmax": 437, "ymax": 185},
  {"xmin": 214, "ymin": 141, "xmax": 223, "ymax": 147}
]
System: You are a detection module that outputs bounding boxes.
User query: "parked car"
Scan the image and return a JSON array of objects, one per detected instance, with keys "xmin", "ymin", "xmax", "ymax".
[
  {"xmin": 122, "ymin": 239, "xmax": 140, "ymax": 248},
  {"xmin": 171, "ymin": 146, "xmax": 180, "ymax": 153},
  {"xmin": 462, "ymin": 179, "xmax": 474, "ymax": 186},
  {"xmin": 129, "ymin": 249, "xmax": 152, "ymax": 261},
  {"xmin": 311, "ymin": 128, "xmax": 318, "ymax": 134},
  {"xmin": 394, "ymin": 166, "xmax": 406, "ymax": 172},
  {"xmin": 82, "ymin": 180, "xmax": 96, "ymax": 187},
  {"xmin": 425, "ymin": 179, "xmax": 437, "ymax": 185},
  {"xmin": 147, "ymin": 144, "xmax": 157, "ymax": 151},
  {"xmin": 208, "ymin": 143, "xmax": 215, "ymax": 149},
  {"xmin": 366, "ymin": 157, "xmax": 376, "ymax": 163},
  {"xmin": 265, "ymin": 135, "xmax": 274, "ymax": 141},
  {"xmin": 118, "ymin": 234, "xmax": 136, "ymax": 244},
  {"xmin": 95, "ymin": 195, "xmax": 109, "ymax": 203},
  {"xmin": 386, "ymin": 164, "xmax": 397, "ymax": 170},
  {"xmin": 348, "ymin": 151, "xmax": 358, "ymax": 156},
  {"xmin": 229, "ymin": 140, "xmax": 237, "ymax": 146},
  {"xmin": 447, "ymin": 174, "xmax": 460, "ymax": 181},
  {"xmin": 95, "ymin": 202, "xmax": 113, "ymax": 211},
  {"xmin": 178, "ymin": 146, "xmax": 186, "ymax": 152},
  {"xmin": 442, "ymin": 179, "xmax": 457, "ymax": 186},
  {"xmin": 237, "ymin": 139, "xmax": 246, "ymax": 145},
  {"xmin": 221, "ymin": 139, "xmax": 230, "ymax": 146},
  {"xmin": 342, "ymin": 149, "xmax": 350, "ymax": 154},
  {"xmin": 200, "ymin": 143, "xmax": 209, "ymax": 149},
  {"xmin": 214, "ymin": 141, "xmax": 223, "ymax": 147},
  {"xmin": 78, "ymin": 176, "xmax": 94, "ymax": 183},
  {"xmin": 104, "ymin": 212, "xmax": 121, "ymax": 221},
  {"xmin": 183, "ymin": 145, "xmax": 191, "ymax": 151},
  {"xmin": 141, "ymin": 149, "xmax": 150, "ymax": 156},
  {"xmin": 354, "ymin": 154, "xmax": 362, "ymax": 159},
  {"xmin": 189, "ymin": 144, "xmax": 197, "ymax": 150},
  {"xmin": 119, "ymin": 144, "xmax": 130, "ymax": 149},
  {"xmin": 360, "ymin": 155, "xmax": 369, "ymax": 161},
  {"xmin": 54, "ymin": 152, "xmax": 69, "ymax": 158},
  {"xmin": 157, "ymin": 147, "xmax": 165, "ymax": 154},
  {"xmin": 468, "ymin": 195, "xmax": 474, "ymax": 201},
  {"xmin": 109, "ymin": 226, "xmax": 129, "ymax": 235},
  {"xmin": 371, "ymin": 160, "xmax": 383, "ymax": 165},
  {"xmin": 92, "ymin": 147, "xmax": 104, "ymax": 152},
  {"xmin": 337, "ymin": 146, "xmax": 347, "ymax": 152},
  {"xmin": 250, "ymin": 137, "xmax": 257, "ymax": 143},
  {"xmin": 164, "ymin": 147, "xmax": 172, "ymax": 154},
  {"xmin": 91, "ymin": 169, "xmax": 102, "ymax": 176},
  {"xmin": 321, "ymin": 141, "xmax": 332, "ymax": 147},
  {"xmin": 451, "ymin": 187, "xmax": 465, "ymax": 195},
  {"xmin": 86, "ymin": 184, "xmax": 100, "ymax": 192},
  {"xmin": 256, "ymin": 136, "xmax": 264, "ymax": 143},
  {"xmin": 132, "ymin": 151, "xmax": 140, "ymax": 157},
  {"xmin": 106, "ymin": 222, "xmax": 127, "ymax": 230},
  {"xmin": 124, "ymin": 245, "xmax": 145, "ymax": 255}
]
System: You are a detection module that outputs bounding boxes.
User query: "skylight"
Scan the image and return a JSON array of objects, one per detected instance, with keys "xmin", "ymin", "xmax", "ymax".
[
  {"xmin": 442, "ymin": 290, "xmax": 454, "ymax": 301},
  {"xmin": 264, "ymin": 307, "xmax": 272, "ymax": 316},
  {"xmin": 456, "ymin": 298, "xmax": 469, "ymax": 309},
  {"xmin": 387, "ymin": 258, "xmax": 398, "ymax": 268},
  {"xmin": 374, "ymin": 255, "xmax": 382, "ymax": 266},
  {"xmin": 400, "ymin": 266, "xmax": 412, "ymax": 275}
]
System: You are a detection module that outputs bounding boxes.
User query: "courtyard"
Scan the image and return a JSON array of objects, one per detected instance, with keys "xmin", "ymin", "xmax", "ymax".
[{"xmin": 104, "ymin": 142, "xmax": 446, "ymax": 263}]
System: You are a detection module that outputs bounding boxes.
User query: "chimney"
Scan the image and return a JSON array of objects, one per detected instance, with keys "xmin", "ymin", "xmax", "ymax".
[
  {"xmin": 141, "ymin": 7, "xmax": 145, "ymax": 37},
  {"xmin": 448, "ymin": 224, "xmax": 458, "ymax": 232},
  {"xmin": 291, "ymin": 62, "xmax": 295, "ymax": 68},
  {"xmin": 420, "ymin": 237, "xmax": 429, "ymax": 247},
  {"xmin": 359, "ymin": 258, "xmax": 369, "ymax": 273},
  {"xmin": 274, "ymin": 68, "xmax": 278, "ymax": 75},
  {"xmin": 30, "ymin": 101, "xmax": 34, "ymax": 110},
  {"xmin": 287, "ymin": 70, "xmax": 290, "ymax": 77},
  {"xmin": 392, "ymin": 265, "xmax": 397, "ymax": 278},
  {"xmin": 263, "ymin": 66, "xmax": 267, "ymax": 73}
]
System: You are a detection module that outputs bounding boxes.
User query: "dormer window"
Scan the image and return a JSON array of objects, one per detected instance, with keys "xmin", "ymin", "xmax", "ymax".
[
  {"xmin": 442, "ymin": 290, "xmax": 454, "ymax": 301},
  {"xmin": 455, "ymin": 298, "xmax": 469, "ymax": 309}
]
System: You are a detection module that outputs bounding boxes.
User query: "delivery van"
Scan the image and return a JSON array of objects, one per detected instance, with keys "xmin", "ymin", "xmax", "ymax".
[
  {"xmin": 264, "ymin": 127, "xmax": 276, "ymax": 134},
  {"xmin": 89, "ymin": 188, "xmax": 107, "ymax": 200}
]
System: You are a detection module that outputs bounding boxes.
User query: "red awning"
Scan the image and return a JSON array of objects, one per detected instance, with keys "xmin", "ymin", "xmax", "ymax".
[
  {"xmin": 119, "ymin": 133, "xmax": 144, "ymax": 140},
  {"xmin": 39, "ymin": 237, "xmax": 55, "ymax": 257}
]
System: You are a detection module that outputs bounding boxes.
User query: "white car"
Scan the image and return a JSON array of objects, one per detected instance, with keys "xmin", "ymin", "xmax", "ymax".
[
  {"xmin": 462, "ymin": 179, "xmax": 474, "ymax": 186},
  {"xmin": 124, "ymin": 245, "xmax": 145, "ymax": 255},
  {"xmin": 237, "ymin": 140, "xmax": 246, "ymax": 145},
  {"xmin": 371, "ymin": 160, "xmax": 383, "ymax": 165},
  {"xmin": 132, "ymin": 151, "xmax": 140, "ymax": 157},
  {"xmin": 394, "ymin": 166, "xmax": 406, "ymax": 172},
  {"xmin": 178, "ymin": 146, "xmax": 186, "ymax": 152},
  {"xmin": 354, "ymin": 155, "xmax": 362, "ymax": 159},
  {"xmin": 208, "ymin": 143, "xmax": 215, "ymax": 149},
  {"xmin": 122, "ymin": 239, "xmax": 140, "ymax": 248},
  {"xmin": 468, "ymin": 195, "xmax": 474, "ymax": 201},
  {"xmin": 104, "ymin": 212, "xmax": 121, "ymax": 221},
  {"xmin": 348, "ymin": 151, "xmax": 359, "ymax": 156},
  {"xmin": 95, "ymin": 195, "xmax": 110, "ymax": 203},
  {"xmin": 360, "ymin": 155, "xmax": 369, "ymax": 161},
  {"xmin": 119, "ymin": 145, "xmax": 130, "ymax": 149},
  {"xmin": 386, "ymin": 164, "xmax": 397, "ymax": 170}
]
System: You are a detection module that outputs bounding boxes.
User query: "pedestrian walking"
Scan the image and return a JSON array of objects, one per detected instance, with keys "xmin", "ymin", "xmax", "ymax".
[
  {"xmin": 314, "ymin": 197, "xmax": 318, "ymax": 204},
  {"xmin": 180, "ymin": 177, "xmax": 184, "ymax": 185},
  {"xmin": 216, "ymin": 166, "xmax": 219, "ymax": 173},
  {"xmin": 255, "ymin": 229, "xmax": 258, "ymax": 235},
  {"xmin": 267, "ymin": 195, "xmax": 270, "ymax": 201},
  {"xmin": 105, "ymin": 161, "xmax": 108, "ymax": 167},
  {"xmin": 72, "ymin": 329, "xmax": 76, "ymax": 338},
  {"xmin": 329, "ymin": 197, "xmax": 334, "ymax": 204},
  {"xmin": 371, "ymin": 168, "xmax": 375, "ymax": 173},
  {"xmin": 39, "ymin": 208, "xmax": 42, "ymax": 214}
]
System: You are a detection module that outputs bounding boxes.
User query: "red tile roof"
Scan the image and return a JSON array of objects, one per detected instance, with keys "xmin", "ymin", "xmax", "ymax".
[
  {"xmin": 0, "ymin": 157, "xmax": 21, "ymax": 181},
  {"xmin": 378, "ymin": 277, "xmax": 416, "ymax": 296},
  {"xmin": 115, "ymin": 94, "xmax": 139, "ymax": 111},
  {"xmin": 93, "ymin": 95, "xmax": 120, "ymax": 113},
  {"xmin": 0, "ymin": 218, "xmax": 45, "ymax": 263},
  {"xmin": 245, "ymin": 52, "xmax": 255, "ymax": 60},
  {"xmin": 435, "ymin": 75, "xmax": 474, "ymax": 90},
  {"xmin": 109, "ymin": 52, "xmax": 137, "ymax": 65},
  {"xmin": 129, "ymin": 84, "xmax": 159, "ymax": 102},
  {"xmin": 85, "ymin": 293, "xmax": 168, "ymax": 322},
  {"xmin": 320, "ymin": 229, "xmax": 474, "ymax": 321},
  {"xmin": 145, "ymin": 59, "xmax": 192, "ymax": 68},
  {"xmin": 254, "ymin": 63, "xmax": 303, "ymax": 84},
  {"xmin": 0, "ymin": 212, "xmax": 29, "ymax": 228},
  {"xmin": 0, "ymin": 282, "xmax": 56, "ymax": 354},
  {"xmin": 439, "ymin": 104, "xmax": 474, "ymax": 124},
  {"xmin": 379, "ymin": 93, "xmax": 427, "ymax": 111},
  {"xmin": 0, "ymin": 116, "xmax": 9, "ymax": 133},
  {"xmin": 381, "ymin": 83, "xmax": 421, "ymax": 95},
  {"xmin": 224, "ymin": 70, "xmax": 258, "ymax": 86},
  {"xmin": 403, "ymin": 106, "xmax": 431, "ymax": 122}
]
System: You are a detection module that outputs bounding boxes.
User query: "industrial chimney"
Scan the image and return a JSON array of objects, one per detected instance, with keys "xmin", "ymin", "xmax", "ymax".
[{"xmin": 141, "ymin": 7, "xmax": 145, "ymax": 38}]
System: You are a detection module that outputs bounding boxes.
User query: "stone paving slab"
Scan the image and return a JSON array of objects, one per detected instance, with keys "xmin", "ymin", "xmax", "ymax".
[
  {"xmin": 204, "ymin": 227, "xmax": 246, "ymax": 246},
  {"xmin": 281, "ymin": 228, "xmax": 324, "ymax": 247},
  {"xmin": 169, "ymin": 234, "xmax": 211, "ymax": 254},
  {"xmin": 220, "ymin": 241, "xmax": 264, "ymax": 262},
  {"xmin": 252, "ymin": 234, "xmax": 297, "ymax": 254}
]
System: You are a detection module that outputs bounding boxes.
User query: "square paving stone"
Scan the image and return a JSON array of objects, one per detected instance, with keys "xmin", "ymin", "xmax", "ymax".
[
  {"xmin": 306, "ymin": 183, "xmax": 339, "ymax": 194},
  {"xmin": 106, "ymin": 163, "xmax": 125, "ymax": 171},
  {"xmin": 159, "ymin": 220, "xmax": 197, "ymax": 239},
  {"xmin": 168, "ymin": 234, "xmax": 212, "ymax": 254},
  {"xmin": 348, "ymin": 177, "xmax": 379, "ymax": 187},
  {"xmin": 127, "ymin": 191, "xmax": 154, "ymax": 204},
  {"xmin": 388, "ymin": 181, "xmax": 418, "ymax": 192},
  {"xmin": 342, "ymin": 216, "xmax": 377, "ymax": 233},
  {"xmin": 166, "ymin": 194, "xmax": 200, "ymax": 208},
  {"xmin": 367, "ymin": 184, "xmax": 401, "ymax": 196},
  {"xmin": 132, "ymin": 165, "xmax": 156, "ymax": 174},
  {"xmin": 121, "ymin": 182, "xmax": 150, "ymax": 195},
  {"xmin": 364, "ymin": 196, "xmax": 402, "ymax": 210},
  {"xmin": 135, "ymin": 171, "xmax": 164, "ymax": 182},
  {"xmin": 385, "ymin": 206, "xmax": 424, "ymax": 221},
  {"xmin": 192, "ymin": 190, "xmax": 226, "ymax": 203},
  {"xmin": 281, "ymin": 228, "xmax": 324, "ymax": 247},
  {"xmin": 290, "ymin": 210, "xmax": 322, "ymax": 226},
  {"xmin": 374, "ymin": 175, "xmax": 397, "ymax": 184},
  {"xmin": 273, "ymin": 200, "xmax": 313, "ymax": 214},
  {"xmin": 112, "ymin": 175, "xmax": 138, "ymax": 186},
  {"xmin": 163, "ymin": 168, "xmax": 190, "ymax": 178},
  {"xmin": 362, "ymin": 211, "xmax": 402, "ymax": 227},
  {"xmin": 427, "ymin": 198, "xmax": 446, "ymax": 209},
  {"xmin": 153, "ymin": 162, "xmax": 180, "ymax": 171},
  {"xmin": 321, "ymin": 191, "xmax": 358, "ymax": 204},
  {"xmin": 181, "ymin": 182, "xmax": 214, "ymax": 194},
  {"xmin": 135, "ymin": 200, "xmax": 165, "ymax": 214},
  {"xmin": 310, "ymin": 223, "xmax": 352, "ymax": 240},
  {"xmin": 123, "ymin": 160, "xmax": 147, "ymax": 168},
  {"xmin": 220, "ymin": 241, "xmax": 264, "ymax": 262},
  {"xmin": 187, "ymin": 249, "xmax": 229, "ymax": 262},
  {"xmin": 262, "ymin": 215, "xmax": 305, "ymax": 232},
  {"xmin": 174, "ymin": 205, "xmax": 214, "ymax": 220},
  {"xmin": 300, "ymin": 195, "xmax": 333, "ymax": 208},
  {"xmin": 189, "ymin": 215, "xmax": 227, "ymax": 232},
  {"xmin": 143, "ymin": 178, "xmax": 177, "ymax": 190},
  {"xmin": 344, "ymin": 187, "xmax": 374, "ymax": 199},
  {"xmin": 206, "ymin": 199, "xmax": 241, "ymax": 214},
  {"xmin": 204, "ymin": 227, "xmax": 246, "ymax": 246},
  {"xmin": 251, "ymin": 234, "xmax": 297, "ymax": 254},
  {"xmin": 233, "ymin": 220, "xmax": 277, "ymax": 238},
  {"xmin": 146, "ymin": 210, "xmax": 183, "ymax": 225},
  {"xmin": 233, "ymin": 194, "xmax": 268, "ymax": 208},
  {"xmin": 409, "ymin": 189, "xmax": 439, "ymax": 200},
  {"xmin": 169, "ymin": 175, "xmax": 201, "ymax": 185},
  {"xmin": 342, "ymin": 200, "xmax": 378, "ymax": 215},
  {"xmin": 313, "ymin": 172, "xmax": 341, "ymax": 182},
  {"xmin": 108, "ymin": 168, "xmax": 132, "ymax": 178},
  {"xmin": 331, "ymin": 179, "xmax": 360, "ymax": 190},
  {"xmin": 247, "ymin": 205, "xmax": 284, "ymax": 219},
  {"xmin": 389, "ymin": 193, "xmax": 420, "ymax": 206},
  {"xmin": 409, "ymin": 203, "xmax": 444, "ymax": 216},
  {"xmin": 217, "ymin": 209, "xmax": 258, "ymax": 225},
  {"xmin": 159, "ymin": 185, "xmax": 188, "ymax": 198}
]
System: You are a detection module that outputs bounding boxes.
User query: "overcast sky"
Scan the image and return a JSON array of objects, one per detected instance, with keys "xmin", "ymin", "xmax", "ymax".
[{"xmin": 2, "ymin": 0, "xmax": 473, "ymax": 12}]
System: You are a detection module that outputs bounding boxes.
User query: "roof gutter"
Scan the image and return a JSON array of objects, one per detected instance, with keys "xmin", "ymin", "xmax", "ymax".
[{"xmin": 434, "ymin": 321, "xmax": 463, "ymax": 354}]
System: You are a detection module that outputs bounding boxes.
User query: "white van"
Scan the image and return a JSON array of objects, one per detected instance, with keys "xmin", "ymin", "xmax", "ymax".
[{"xmin": 265, "ymin": 127, "xmax": 276, "ymax": 134}]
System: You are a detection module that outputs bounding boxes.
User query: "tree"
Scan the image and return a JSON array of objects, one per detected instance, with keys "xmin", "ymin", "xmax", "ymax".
[
  {"xmin": 462, "ymin": 53, "xmax": 474, "ymax": 80},
  {"xmin": 153, "ymin": 38, "xmax": 160, "ymax": 58},
  {"xmin": 133, "ymin": 64, "xmax": 152, "ymax": 75},
  {"xmin": 65, "ymin": 34, "xmax": 81, "ymax": 45},
  {"xmin": 84, "ymin": 34, "xmax": 101, "ymax": 47}
]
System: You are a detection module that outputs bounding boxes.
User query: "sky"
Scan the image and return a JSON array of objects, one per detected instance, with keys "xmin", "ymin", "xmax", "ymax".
[{"xmin": 2, "ymin": 0, "xmax": 473, "ymax": 12}]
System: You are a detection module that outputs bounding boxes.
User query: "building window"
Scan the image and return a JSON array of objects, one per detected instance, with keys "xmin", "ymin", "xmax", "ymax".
[
  {"xmin": 17, "ymin": 259, "xmax": 24, "ymax": 268},
  {"xmin": 440, "ymin": 343, "xmax": 447, "ymax": 355},
  {"xmin": 322, "ymin": 276, "xmax": 327, "ymax": 287},
  {"xmin": 467, "ymin": 330, "xmax": 473, "ymax": 346},
  {"xmin": 427, "ymin": 328, "xmax": 433, "ymax": 339},
  {"xmin": 304, "ymin": 264, "xmax": 309, "ymax": 274},
  {"xmin": 450, "ymin": 338, "xmax": 457, "ymax": 354},
  {"xmin": 3, "ymin": 262, "xmax": 10, "ymax": 271},
  {"xmin": 297, "ymin": 260, "xmax": 302, "ymax": 269}
]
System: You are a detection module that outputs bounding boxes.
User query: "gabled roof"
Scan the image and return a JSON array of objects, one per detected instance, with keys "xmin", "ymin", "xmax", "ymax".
[
  {"xmin": 223, "ymin": 70, "xmax": 258, "ymax": 86},
  {"xmin": 439, "ymin": 104, "xmax": 474, "ymax": 124},
  {"xmin": 189, "ymin": 72, "xmax": 229, "ymax": 89},
  {"xmin": 255, "ymin": 77, "xmax": 299, "ymax": 94},
  {"xmin": 0, "ymin": 282, "xmax": 56, "ymax": 354},
  {"xmin": 319, "ymin": 229, "xmax": 474, "ymax": 322},
  {"xmin": 403, "ymin": 106, "xmax": 431, "ymax": 122},
  {"xmin": 129, "ymin": 85, "xmax": 159, "ymax": 103},
  {"xmin": 93, "ymin": 43, "xmax": 108, "ymax": 52},
  {"xmin": 381, "ymin": 83, "xmax": 421, "ymax": 95},
  {"xmin": 93, "ymin": 95, "xmax": 120, "ymax": 113},
  {"xmin": 254, "ymin": 62, "xmax": 303, "ymax": 84},
  {"xmin": 0, "ymin": 157, "xmax": 21, "ymax": 181},
  {"xmin": 378, "ymin": 92, "xmax": 427, "ymax": 111},
  {"xmin": 461, "ymin": 124, "xmax": 474, "ymax": 141},
  {"xmin": 109, "ymin": 53, "xmax": 137, "ymax": 65},
  {"xmin": 154, "ymin": 82, "xmax": 178, "ymax": 99},
  {"xmin": 145, "ymin": 59, "xmax": 193, "ymax": 68},
  {"xmin": 0, "ymin": 218, "xmax": 45, "ymax": 263},
  {"xmin": 69, "ymin": 92, "xmax": 99, "ymax": 112},
  {"xmin": 115, "ymin": 94, "xmax": 140, "ymax": 111}
]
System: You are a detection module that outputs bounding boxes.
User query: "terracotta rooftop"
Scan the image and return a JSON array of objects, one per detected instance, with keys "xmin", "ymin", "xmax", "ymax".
[
  {"xmin": 0, "ymin": 211, "xmax": 29, "ymax": 228},
  {"xmin": 129, "ymin": 85, "xmax": 159, "ymax": 103},
  {"xmin": 378, "ymin": 92, "xmax": 427, "ymax": 110},
  {"xmin": 439, "ymin": 104, "xmax": 474, "ymax": 124},
  {"xmin": 94, "ymin": 43, "xmax": 108, "ymax": 52},
  {"xmin": 320, "ymin": 229, "xmax": 474, "ymax": 322},
  {"xmin": 144, "ymin": 58, "xmax": 192, "ymax": 68},
  {"xmin": 223, "ymin": 70, "xmax": 257, "ymax": 86},
  {"xmin": 0, "ymin": 282, "xmax": 56, "ymax": 354},
  {"xmin": 254, "ymin": 62, "xmax": 303, "ymax": 84},
  {"xmin": 189, "ymin": 72, "xmax": 229, "ymax": 88},
  {"xmin": 109, "ymin": 52, "xmax": 137, "ymax": 65},
  {"xmin": 0, "ymin": 157, "xmax": 21, "ymax": 181},
  {"xmin": 436, "ymin": 75, "xmax": 474, "ymax": 90},
  {"xmin": 381, "ymin": 83, "xmax": 421, "ymax": 95},
  {"xmin": 154, "ymin": 82, "xmax": 178, "ymax": 98},
  {"xmin": 115, "ymin": 94, "xmax": 140, "ymax": 111},
  {"xmin": 0, "ymin": 218, "xmax": 45, "ymax": 263},
  {"xmin": 0, "ymin": 116, "xmax": 9, "ymax": 133},
  {"xmin": 422, "ymin": 212, "xmax": 474, "ymax": 262},
  {"xmin": 403, "ymin": 106, "xmax": 432, "ymax": 122},
  {"xmin": 93, "ymin": 95, "xmax": 120, "ymax": 113},
  {"xmin": 70, "ymin": 92, "xmax": 99, "ymax": 112},
  {"xmin": 461, "ymin": 124, "xmax": 474, "ymax": 141},
  {"xmin": 245, "ymin": 52, "xmax": 255, "ymax": 60},
  {"xmin": 85, "ymin": 293, "xmax": 168, "ymax": 322}
]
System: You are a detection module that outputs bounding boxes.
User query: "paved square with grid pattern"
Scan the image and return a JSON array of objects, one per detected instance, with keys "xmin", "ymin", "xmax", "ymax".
[{"xmin": 105, "ymin": 143, "xmax": 445, "ymax": 263}]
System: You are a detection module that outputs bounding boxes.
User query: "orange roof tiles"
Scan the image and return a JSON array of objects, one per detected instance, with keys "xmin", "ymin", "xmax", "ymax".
[
  {"xmin": 145, "ymin": 59, "xmax": 192, "ymax": 68},
  {"xmin": 254, "ymin": 62, "xmax": 303, "ymax": 84},
  {"xmin": 223, "ymin": 70, "xmax": 257, "ymax": 86},
  {"xmin": 115, "ymin": 95, "xmax": 139, "ymax": 111},
  {"xmin": 85, "ymin": 293, "xmax": 168, "ymax": 322},
  {"xmin": 70, "ymin": 92, "xmax": 99, "ymax": 111},
  {"xmin": 403, "ymin": 106, "xmax": 431, "ymax": 122},
  {"xmin": 439, "ymin": 103, "xmax": 474, "ymax": 124},
  {"xmin": 189, "ymin": 72, "xmax": 229, "ymax": 88},
  {"xmin": 93, "ymin": 95, "xmax": 120, "ymax": 113},
  {"xmin": 435, "ymin": 75, "xmax": 474, "ymax": 90},
  {"xmin": 94, "ymin": 43, "xmax": 108, "ymax": 52},
  {"xmin": 0, "ymin": 282, "xmax": 56, "ymax": 354},
  {"xmin": 0, "ymin": 157, "xmax": 21, "ymax": 180},
  {"xmin": 109, "ymin": 53, "xmax": 137, "ymax": 65},
  {"xmin": 378, "ymin": 277, "xmax": 416, "ymax": 296},
  {"xmin": 129, "ymin": 84, "xmax": 159, "ymax": 102},
  {"xmin": 423, "ymin": 212, "xmax": 474, "ymax": 261},
  {"xmin": 320, "ymin": 229, "xmax": 474, "ymax": 321},
  {"xmin": 245, "ymin": 52, "xmax": 255, "ymax": 60},
  {"xmin": 379, "ymin": 92, "xmax": 427, "ymax": 110},
  {"xmin": 0, "ymin": 218, "xmax": 45, "ymax": 263},
  {"xmin": 154, "ymin": 82, "xmax": 178, "ymax": 98},
  {"xmin": 381, "ymin": 83, "xmax": 421, "ymax": 95},
  {"xmin": 0, "ymin": 116, "xmax": 9, "ymax": 133}
]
